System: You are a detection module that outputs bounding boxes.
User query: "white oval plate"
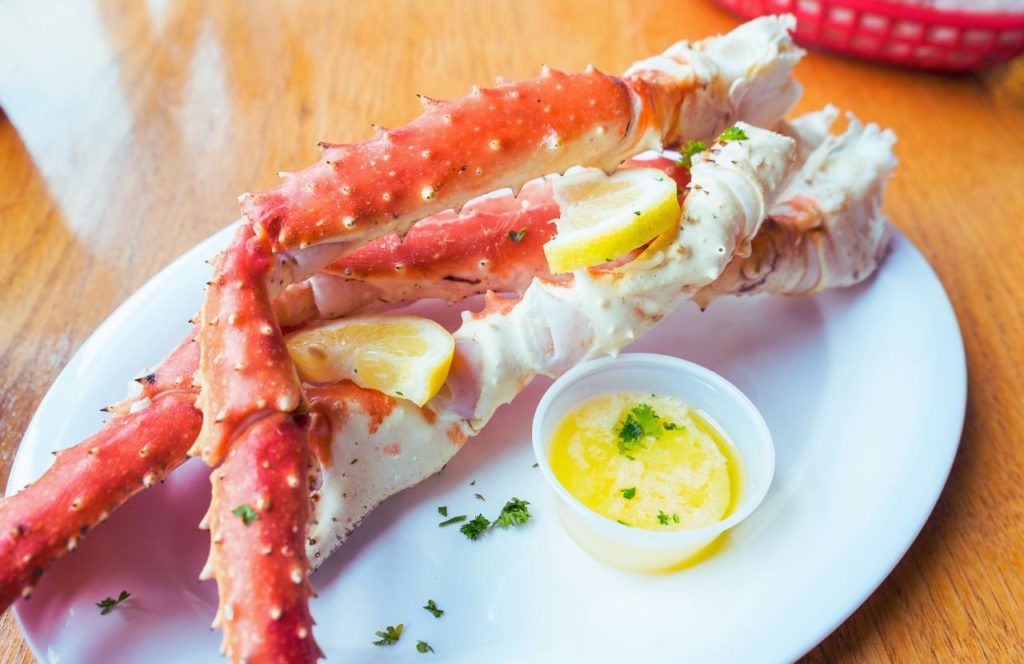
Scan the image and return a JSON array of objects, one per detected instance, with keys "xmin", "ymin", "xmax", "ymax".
[{"xmin": 8, "ymin": 227, "xmax": 965, "ymax": 664}]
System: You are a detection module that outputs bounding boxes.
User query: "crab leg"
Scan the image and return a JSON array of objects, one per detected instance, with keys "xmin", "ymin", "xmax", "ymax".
[
  {"xmin": 194, "ymin": 18, "xmax": 804, "ymax": 660},
  {"xmin": 202, "ymin": 413, "xmax": 321, "ymax": 662},
  {"xmin": 301, "ymin": 112, "xmax": 897, "ymax": 563},
  {"xmin": 0, "ymin": 332, "xmax": 201, "ymax": 606}
]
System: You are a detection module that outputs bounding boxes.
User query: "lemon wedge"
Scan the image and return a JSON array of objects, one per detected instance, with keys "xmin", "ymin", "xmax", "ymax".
[
  {"xmin": 543, "ymin": 167, "xmax": 680, "ymax": 274},
  {"xmin": 286, "ymin": 314, "xmax": 455, "ymax": 406}
]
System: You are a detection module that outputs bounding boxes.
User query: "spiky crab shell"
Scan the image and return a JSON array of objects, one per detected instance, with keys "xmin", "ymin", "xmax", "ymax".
[
  {"xmin": 195, "ymin": 224, "xmax": 305, "ymax": 466},
  {"xmin": 204, "ymin": 413, "xmax": 321, "ymax": 663},
  {"xmin": 0, "ymin": 392, "xmax": 201, "ymax": 607},
  {"xmin": 243, "ymin": 68, "xmax": 647, "ymax": 254}
]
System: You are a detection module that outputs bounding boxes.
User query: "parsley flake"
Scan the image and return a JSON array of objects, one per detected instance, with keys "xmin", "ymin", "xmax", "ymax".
[
  {"xmin": 96, "ymin": 590, "xmax": 130, "ymax": 615},
  {"xmin": 633, "ymin": 210, "xmax": 641, "ymax": 216},
  {"xmin": 615, "ymin": 403, "xmax": 664, "ymax": 455},
  {"xmin": 439, "ymin": 515, "xmax": 467, "ymax": 527},
  {"xmin": 532, "ymin": 462, "xmax": 539, "ymax": 468},
  {"xmin": 508, "ymin": 228, "xmax": 527, "ymax": 242},
  {"xmin": 438, "ymin": 506, "xmax": 448, "ymax": 517},
  {"xmin": 663, "ymin": 422, "xmax": 680, "ymax": 430},
  {"xmin": 475, "ymin": 493, "xmax": 485, "ymax": 501},
  {"xmin": 676, "ymin": 139, "xmax": 708, "ymax": 170},
  {"xmin": 423, "ymin": 599, "xmax": 444, "ymax": 618},
  {"xmin": 616, "ymin": 520, "xmax": 631, "ymax": 527},
  {"xmin": 657, "ymin": 510, "xmax": 671, "ymax": 526},
  {"xmin": 492, "ymin": 497, "xmax": 531, "ymax": 529},
  {"xmin": 372, "ymin": 624, "xmax": 404, "ymax": 646},
  {"xmin": 417, "ymin": 640, "xmax": 434, "ymax": 653},
  {"xmin": 620, "ymin": 487, "xmax": 636, "ymax": 500},
  {"xmin": 719, "ymin": 125, "xmax": 748, "ymax": 142},
  {"xmin": 232, "ymin": 504, "xmax": 259, "ymax": 526},
  {"xmin": 460, "ymin": 514, "xmax": 491, "ymax": 540}
]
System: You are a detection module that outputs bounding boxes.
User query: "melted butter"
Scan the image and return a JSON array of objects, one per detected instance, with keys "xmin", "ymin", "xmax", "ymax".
[{"xmin": 549, "ymin": 391, "xmax": 741, "ymax": 531}]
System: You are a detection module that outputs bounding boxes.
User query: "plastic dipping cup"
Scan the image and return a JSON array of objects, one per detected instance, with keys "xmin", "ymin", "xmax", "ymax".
[{"xmin": 532, "ymin": 353, "xmax": 775, "ymax": 572}]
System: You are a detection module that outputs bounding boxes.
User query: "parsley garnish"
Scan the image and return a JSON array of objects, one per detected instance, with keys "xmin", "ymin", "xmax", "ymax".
[
  {"xmin": 508, "ymin": 228, "xmax": 527, "ymax": 242},
  {"xmin": 633, "ymin": 210, "xmax": 641, "ymax": 216},
  {"xmin": 615, "ymin": 403, "xmax": 664, "ymax": 455},
  {"xmin": 616, "ymin": 519, "xmax": 631, "ymax": 527},
  {"xmin": 532, "ymin": 462, "xmax": 539, "ymax": 468},
  {"xmin": 719, "ymin": 125, "xmax": 748, "ymax": 142},
  {"xmin": 232, "ymin": 504, "xmax": 259, "ymax": 526},
  {"xmin": 492, "ymin": 497, "xmax": 531, "ymax": 529},
  {"xmin": 657, "ymin": 510, "xmax": 671, "ymax": 526},
  {"xmin": 439, "ymin": 515, "xmax": 467, "ymax": 527},
  {"xmin": 417, "ymin": 640, "xmax": 434, "ymax": 653},
  {"xmin": 677, "ymin": 139, "xmax": 708, "ymax": 170},
  {"xmin": 372, "ymin": 624, "xmax": 404, "ymax": 646},
  {"xmin": 96, "ymin": 590, "xmax": 130, "ymax": 615},
  {"xmin": 423, "ymin": 599, "xmax": 444, "ymax": 618},
  {"xmin": 620, "ymin": 487, "xmax": 636, "ymax": 500},
  {"xmin": 438, "ymin": 506, "xmax": 448, "ymax": 517},
  {"xmin": 460, "ymin": 514, "xmax": 491, "ymax": 540},
  {"xmin": 663, "ymin": 422, "xmax": 679, "ymax": 430},
  {"xmin": 673, "ymin": 513, "xmax": 681, "ymax": 523},
  {"xmin": 475, "ymin": 493, "xmax": 485, "ymax": 501}
]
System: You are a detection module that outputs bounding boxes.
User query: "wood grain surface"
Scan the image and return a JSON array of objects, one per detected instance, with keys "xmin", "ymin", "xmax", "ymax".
[{"xmin": 1, "ymin": 1, "xmax": 1022, "ymax": 661}]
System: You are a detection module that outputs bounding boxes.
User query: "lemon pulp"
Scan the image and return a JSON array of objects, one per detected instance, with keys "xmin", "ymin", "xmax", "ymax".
[
  {"xmin": 286, "ymin": 314, "xmax": 454, "ymax": 406},
  {"xmin": 544, "ymin": 168, "xmax": 680, "ymax": 274},
  {"xmin": 548, "ymin": 391, "xmax": 741, "ymax": 531}
]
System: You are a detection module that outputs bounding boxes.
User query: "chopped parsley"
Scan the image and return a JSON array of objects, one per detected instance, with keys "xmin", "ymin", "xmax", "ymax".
[
  {"xmin": 372, "ymin": 624, "xmax": 404, "ymax": 646},
  {"xmin": 423, "ymin": 599, "xmax": 444, "ymax": 618},
  {"xmin": 438, "ymin": 515, "xmax": 467, "ymax": 527},
  {"xmin": 96, "ymin": 590, "xmax": 130, "ymax": 615},
  {"xmin": 633, "ymin": 210, "xmax": 641, "ymax": 216},
  {"xmin": 619, "ymin": 487, "xmax": 636, "ymax": 500},
  {"xmin": 719, "ymin": 125, "xmax": 748, "ymax": 142},
  {"xmin": 657, "ymin": 510, "xmax": 671, "ymax": 526},
  {"xmin": 677, "ymin": 139, "xmax": 708, "ymax": 170},
  {"xmin": 437, "ymin": 506, "xmax": 448, "ymax": 517},
  {"xmin": 616, "ymin": 520, "xmax": 631, "ymax": 527},
  {"xmin": 673, "ymin": 513, "xmax": 681, "ymax": 523},
  {"xmin": 231, "ymin": 504, "xmax": 259, "ymax": 526},
  {"xmin": 417, "ymin": 640, "xmax": 434, "ymax": 653},
  {"xmin": 460, "ymin": 514, "xmax": 491, "ymax": 540},
  {"xmin": 475, "ymin": 493, "xmax": 485, "ymax": 501},
  {"xmin": 663, "ymin": 422, "xmax": 680, "ymax": 430},
  {"xmin": 508, "ymin": 228, "xmax": 527, "ymax": 242},
  {"xmin": 532, "ymin": 462, "xmax": 539, "ymax": 468},
  {"xmin": 616, "ymin": 403, "xmax": 664, "ymax": 455},
  {"xmin": 454, "ymin": 498, "xmax": 532, "ymax": 540},
  {"xmin": 492, "ymin": 497, "xmax": 531, "ymax": 529}
]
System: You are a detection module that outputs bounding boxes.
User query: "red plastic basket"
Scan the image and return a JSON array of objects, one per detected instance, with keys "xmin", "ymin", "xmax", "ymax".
[{"xmin": 714, "ymin": 0, "xmax": 1024, "ymax": 71}]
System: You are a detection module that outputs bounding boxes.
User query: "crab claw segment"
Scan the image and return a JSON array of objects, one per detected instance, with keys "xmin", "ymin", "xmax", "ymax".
[
  {"xmin": 203, "ymin": 413, "xmax": 321, "ymax": 664},
  {"xmin": 242, "ymin": 68, "xmax": 647, "ymax": 253},
  {"xmin": 195, "ymin": 224, "xmax": 304, "ymax": 465},
  {"xmin": 0, "ymin": 392, "xmax": 201, "ymax": 608}
]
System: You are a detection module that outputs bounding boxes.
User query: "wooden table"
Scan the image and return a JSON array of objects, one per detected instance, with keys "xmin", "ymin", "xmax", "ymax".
[{"xmin": 1, "ymin": 1, "xmax": 1021, "ymax": 661}]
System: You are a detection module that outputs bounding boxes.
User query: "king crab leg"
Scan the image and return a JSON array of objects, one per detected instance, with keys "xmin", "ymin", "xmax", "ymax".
[
  {"xmin": 302, "ymin": 111, "xmax": 897, "ymax": 565},
  {"xmin": 194, "ymin": 18, "xmax": 803, "ymax": 661},
  {"xmin": 0, "ymin": 333, "xmax": 201, "ymax": 606}
]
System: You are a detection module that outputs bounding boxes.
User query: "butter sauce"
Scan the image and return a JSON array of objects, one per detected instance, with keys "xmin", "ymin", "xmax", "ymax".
[{"xmin": 548, "ymin": 391, "xmax": 741, "ymax": 531}]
